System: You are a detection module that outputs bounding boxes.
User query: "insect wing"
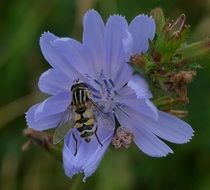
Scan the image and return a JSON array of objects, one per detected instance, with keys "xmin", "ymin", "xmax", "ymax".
[
  {"xmin": 53, "ymin": 108, "xmax": 75, "ymax": 144},
  {"xmin": 53, "ymin": 118, "xmax": 74, "ymax": 144},
  {"xmin": 90, "ymin": 101, "xmax": 115, "ymax": 129}
]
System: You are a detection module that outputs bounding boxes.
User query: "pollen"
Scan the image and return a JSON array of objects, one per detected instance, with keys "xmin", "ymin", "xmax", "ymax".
[{"xmin": 112, "ymin": 127, "xmax": 134, "ymax": 149}]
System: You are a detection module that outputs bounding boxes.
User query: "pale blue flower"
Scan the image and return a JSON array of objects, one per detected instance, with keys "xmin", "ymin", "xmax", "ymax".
[{"xmin": 25, "ymin": 10, "xmax": 194, "ymax": 181}]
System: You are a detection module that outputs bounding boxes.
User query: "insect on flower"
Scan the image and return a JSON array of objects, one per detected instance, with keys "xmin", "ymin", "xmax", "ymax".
[
  {"xmin": 53, "ymin": 79, "xmax": 113, "ymax": 155},
  {"xmin": 25, "ymin": 9, "xmax": 194, "ymax": 181}
]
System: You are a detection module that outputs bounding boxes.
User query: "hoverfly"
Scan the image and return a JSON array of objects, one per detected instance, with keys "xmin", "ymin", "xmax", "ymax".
[{"xmin": 53, "ymin": 80, "xmax": 113, "ymax": 156}]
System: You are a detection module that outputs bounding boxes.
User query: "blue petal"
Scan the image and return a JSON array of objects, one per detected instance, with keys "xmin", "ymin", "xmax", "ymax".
[
  {"xmin": 142, "ymin": 111, "xmax": 194, "ymax": 144},
  {"xmin": 51, "ymin": 38, "xmax": 90, "ymax": 78},
  {"xmin": 115, "ymin": 102, "xmax": 194, "ymax": 157},
  {"xmin": 25, "ymin": 104, "xmax": 63, "ymax": 131},
  {"xmin": 119, "ymin": 104, "xmax": 193, "ymax": 144},
  {"xmin": 132, "ymin": 127, "xmax": 173, "ymax": 157},
  {"xmin": 63, "ymin": 115, "xmax": 115, "ymax": 181},
  {"xmin": 116, "ymin": 85, "xmax": 157, "ymax": 120},
  {"xmin": 82, "ymin": 10, "xmax": 105, "ymax": 78},
  {"xmin": 115, "ymin": 110, "xmax": 173, "ymax": 157},
  {"xmin": 38, "ymin": 69, "xmax": 72, "ymax": 95},
  {"xmin": 34, "ymin": 92, "xmax": 71, "ymax": 121},
  {"xmin": 104, "ymin": 15, "xmax": 133, "ymax": 89},
  {"xmin": 129, "ymin": 14, "xmax": 155, "ymax": 54},
  {"xmin": 40, "ymin": 32, "xmax": 83, "ymax": 79},
  {"xmin": 127, "ymin": 75, "xmax": 152, "ymax": 99}
]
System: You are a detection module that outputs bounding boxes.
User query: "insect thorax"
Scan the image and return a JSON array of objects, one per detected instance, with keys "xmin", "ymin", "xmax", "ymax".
[{"xmin": 71, "ymin": 82, "xmax": 90, "ymax": 113}]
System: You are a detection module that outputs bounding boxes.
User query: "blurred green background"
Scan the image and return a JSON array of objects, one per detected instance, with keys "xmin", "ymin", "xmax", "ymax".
[{"xmin": 0, "ymin": 0, "xmax": 210, "ymax": 190}]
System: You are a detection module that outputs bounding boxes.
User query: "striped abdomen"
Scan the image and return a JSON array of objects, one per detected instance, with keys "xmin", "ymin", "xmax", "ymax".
[{"xmin": 75, "ymin": 112, "xmax": 95, "ymax": 142}]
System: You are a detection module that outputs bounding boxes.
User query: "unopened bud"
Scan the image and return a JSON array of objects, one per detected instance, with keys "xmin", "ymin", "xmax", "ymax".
[
  {"xmin": 155, "ymin": 14, "xmax": 189, "ymax": 62},
  {"xmin": 150, "ymin": 8, "xmax": 165, "ymax": 36},
  {"xmin": 165, "ymin": 14, "xmax": 187, "ymax": 40}
]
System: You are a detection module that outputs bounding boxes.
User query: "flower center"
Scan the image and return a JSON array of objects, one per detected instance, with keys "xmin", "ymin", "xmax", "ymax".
[{"xmin": 85, "ymin": 71, "xmax": 118, "ymax": 112}]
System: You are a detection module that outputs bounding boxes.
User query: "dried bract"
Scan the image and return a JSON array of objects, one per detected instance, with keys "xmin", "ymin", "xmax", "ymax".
[
  {"xmin": 166, "ymin": 71, "xmax": 196, "ymax": 103},
  {"xmin": 112, "ymin": 127, "xmax": 134, "ymax": 149}
]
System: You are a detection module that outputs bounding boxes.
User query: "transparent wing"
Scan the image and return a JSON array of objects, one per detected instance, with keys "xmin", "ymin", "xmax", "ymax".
[
  {"xmin": 53, "ymin": 107, "xmax": 75, "ymax": 145},
  {"xmin": 90, "ymin": 100, "xmax": 115, "ymax": 129}
]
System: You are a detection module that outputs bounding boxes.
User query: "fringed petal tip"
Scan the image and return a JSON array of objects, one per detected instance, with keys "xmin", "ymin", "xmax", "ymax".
[
  {"xmin": 157, "ymin": 111, "xmax": 194, "ymax": 145},
  {"xmin": 134, "ymin": 14, "xmax": 156, "ymax": 39},
  {"xmin": 83, "ymin": 9, "xmax": 104, "ymax": 25},
  {"xmin": 63, "ymin": 166, "xmax": 89, "ymax": 183},
  {"xmin": 111, "ymin": 13, "xmax": 126, "ymax": 19},
  {"xmin": 25, "ymin": 104, "xmax": 36, "ymax": 127},
  {"xmin": 62, "ymin": 122, "xmax": 114, "ymax": 181},
  {"xmin": 25, "ymin": 101, "xmax": 65, "ymax": 131},
  {"xmin": 25, "ymin": 111, "xmax": 30, "ymax": 128},
  {"xmin": 183, "ymin": 130, "xmax": 194, "ymax": 144},
  {"xmin": 63, "ymin": 162, "xmax": 90, "ymax": 183},
  {"xmin": 106, "ymin": 14, "xmax": 128, "ymax": 26},
  {"xmin": 129, "ymin": 13, "xmax": 156, "ymax": 54},
  {"xmin": 66, "ymin": 154, "xmax": 107, "ymax": 182},
  {"xmin": 148, "ymin": 148, "xmax": 174, "ymax": 158},
  {"xmin": 133, "ymin": 128, "xmax": 174, "ymax": 158},
  {"xmin": 40, "ymin": 31, "xmax": 56, "ymax": 44},
  {"xmin": 25, "ymin": 104, "xmax": 42, "ymax": 131}
]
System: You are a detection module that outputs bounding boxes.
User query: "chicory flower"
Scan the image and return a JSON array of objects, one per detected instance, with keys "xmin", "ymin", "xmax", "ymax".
[{"xmin": 25, "ymin": 10, "xmax": 194, "ymax": 181}]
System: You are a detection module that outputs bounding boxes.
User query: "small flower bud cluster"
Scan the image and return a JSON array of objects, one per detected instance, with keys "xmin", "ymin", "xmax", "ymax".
[
  {"xmin": 112, "ymin": 127, "xmax": 134, "ymax": 149},
  {"xmin": 129, "ymin": 8, "xmax": 210, "ymax": 116}
]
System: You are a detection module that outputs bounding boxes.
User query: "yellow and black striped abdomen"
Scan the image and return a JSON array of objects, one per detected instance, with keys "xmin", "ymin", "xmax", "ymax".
[{"xmin": 75, "ymin": 112, "xmax": 95, "ymax": 142}]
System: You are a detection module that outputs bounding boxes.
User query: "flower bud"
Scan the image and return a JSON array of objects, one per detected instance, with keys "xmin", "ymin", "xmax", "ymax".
[
  {"xmin": 154, "ymin": 14, "xmax": 189, "ymax": 62},
  {"xmin": 150, "ymin": 7, "xmax": 165, "ymax": 36},
  {"xmin": 164, "ymin": 14, "xmax": 188, "ymax": 40}
]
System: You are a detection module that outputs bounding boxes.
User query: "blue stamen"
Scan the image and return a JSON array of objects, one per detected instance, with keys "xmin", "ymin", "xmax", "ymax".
[
  {"xmin": 86, "ymin": 84, "xmax": 100, "ymax": 93},
  {"xmin": 109, "ymin": 79, "xmax": 115, "ymax": 87},
  {"xmin": 93, "ymin": 94, "xmax": 101, "ymax": 99},
  {"xmin": 94, "ymin": 79, "xmax": 102, "ymax": 86},
  {"xmin": 103, "ymin": 79, "xmax": 109, "ymax": 89}
]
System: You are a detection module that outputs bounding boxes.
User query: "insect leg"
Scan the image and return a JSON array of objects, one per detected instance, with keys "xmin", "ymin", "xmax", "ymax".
[
  {"xmin": 72, "ymin": 132, "xmax": 78, "ymax": 156},
  {"xmin": 95, "ymin": 125, "xmax": 103, "ymax": 147}
]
